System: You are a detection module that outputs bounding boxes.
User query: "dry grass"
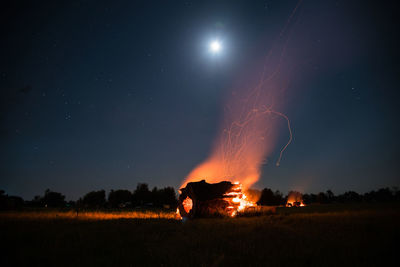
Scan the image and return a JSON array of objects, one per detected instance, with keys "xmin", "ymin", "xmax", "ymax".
[
  {"xmin": 0, "ymin": 209, "xmax": 178, "ymax": 220},
  {"xmin": 0, "ymin": 204, "xmax": 399, "ymax": 266},
  {"xmin": 0, "ymin": 206, "xmax": 276, "ymax": 221}
]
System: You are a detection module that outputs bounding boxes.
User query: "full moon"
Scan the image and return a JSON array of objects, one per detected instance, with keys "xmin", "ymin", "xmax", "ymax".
[{"xmin": 210, "ymin": 40, "xmax": 222, "ymax": 53}]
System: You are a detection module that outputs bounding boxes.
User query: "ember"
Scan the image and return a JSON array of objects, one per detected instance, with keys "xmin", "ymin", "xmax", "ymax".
[{"xmin": 177, "ymin": 180, "xmax": 255, "ymax": 219}]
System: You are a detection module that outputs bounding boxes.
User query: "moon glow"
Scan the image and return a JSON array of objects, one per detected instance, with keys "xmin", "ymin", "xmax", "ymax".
[{"xmin": 210, "ymin": 40, "xmax": 222, "ymax": 53}]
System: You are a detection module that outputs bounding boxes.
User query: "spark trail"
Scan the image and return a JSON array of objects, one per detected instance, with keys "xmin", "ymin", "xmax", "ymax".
[{"xmin": 181, "ymin": 1, "xmax": 302, "ymax": 189}]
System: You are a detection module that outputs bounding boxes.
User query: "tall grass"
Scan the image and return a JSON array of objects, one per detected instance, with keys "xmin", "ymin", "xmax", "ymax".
[
  {"xmin": 0, "ymin": 209, "xmax": 178, "ymax": 220},
  {"xmin": 0, "ymin": 204, "xmax": 398, "ymax": 266}
]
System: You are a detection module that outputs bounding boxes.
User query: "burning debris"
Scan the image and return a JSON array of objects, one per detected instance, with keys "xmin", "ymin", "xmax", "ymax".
[
  {"xmin": 177, "ymin": 180, "xmax": 255, "ymax": 219},
  {"xmin": 286, "ymin": 191, "xmax": 305, "ymax": 207}
]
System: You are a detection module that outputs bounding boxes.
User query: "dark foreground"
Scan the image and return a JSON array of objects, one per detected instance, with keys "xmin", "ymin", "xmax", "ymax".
[{"xmin": 1, "ymin": 204, "xmax": 399, "ymax": 266}]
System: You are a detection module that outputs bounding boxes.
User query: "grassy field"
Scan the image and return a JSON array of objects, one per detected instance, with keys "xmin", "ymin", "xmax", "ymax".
[
  {"xmin": 0, "ymin": 209, "xmax": 178, "ymax": 220},
  {"xmin": 1, "ymin": 204, "xmax": 399, "ymax": 266}
]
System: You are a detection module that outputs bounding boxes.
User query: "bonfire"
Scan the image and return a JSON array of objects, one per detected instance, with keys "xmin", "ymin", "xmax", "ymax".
[
  {"xmin": 177, "ymin": 180, "xmax": 256, "ymax": 219},
  {"xmin": 286, "ymin": 191, "xmax": 305, "ymax": 207}
]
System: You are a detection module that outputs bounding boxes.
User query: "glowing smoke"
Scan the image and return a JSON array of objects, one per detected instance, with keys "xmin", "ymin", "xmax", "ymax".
[
  {"xmin": 181, "ymin": 66, "xmax": 292, "ymax": 189},
  {"xmin": 181, "ymin": 1, "xmax": 302, "ymax": 189}
]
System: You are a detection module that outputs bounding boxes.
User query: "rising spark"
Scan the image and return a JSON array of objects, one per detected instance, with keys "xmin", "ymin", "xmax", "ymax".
[{"xmin": 181, "ymin": 0, "xmax": 302, "ymax": 189}]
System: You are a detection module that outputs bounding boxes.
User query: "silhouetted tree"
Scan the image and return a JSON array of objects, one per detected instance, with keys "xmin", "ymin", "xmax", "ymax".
[
  {"xmin": 109, "ymin": 189, "xmax": 132, "ymax": 208},
  {"xmin": 7, "ymin": 196, "xmax": 24, "ymax": 209},
  {"xmin": 317, "ymin": 192, "xmax": 328, "ymax": 204},
  {"xmin": 302, "ymin": 194, "xmax": 311, "ymax": 205},
  {"xmin": 310, "ymin": 193, "xmax": 317, "ymax": 203},
  {"xmin": 375, "ymin": 188, "xmax": 393, "ymax": 202},
  {"xmin": 150, "ymin": 187, "xmax": 177, "ymax": 208},
  {"xmin": 132, "ymin": 183, "xmax": 152, "ymax": 206},
  {"xmin": 338, "ymin": 191, "xmax": 361, "ymax": 203},
  {"xmin": 151, "ymin": 187, "xmax": 162, "ymax": 206},
  {"xmin": 0, "ymin": 190, "xmax": 6, "ymax": 210},
  {"xmin": 258, "ymin": 188, "xmax": 284, "ymax": 206},
  {"xmin": 81, "ymin": 190, "xmax": 106, "ymax": 208},
  {"xmin": 326, "ymin": 190, "xmax": 335, "ymax": 203},
  {"xmin": 275, "ymin": 190, "xmax": 285, "ymax": 205},
  {"xmin": 0, "ymin": 190, "xmax": 24, "ymax": 210},
  {"xmin": 24, "ymin": 195, "xmax": 44, "ymax": 208},
  {"xmin": 43, "ymin": 189, "xmax": 66, "ymax": 208},
  {"xmin": 394, "ymin": 187, "xmax": 400, "ymax": 201},
  {"xmin": 33, "ymin": 195, "xmax": 43, "ymax": 206},
  {"xmin": 159, "ymin": 187, "xmax": 178, "ymax": 208},
  {"xmin": 258, "ymin": 188, "xmax": 274, "ymax": 205}
]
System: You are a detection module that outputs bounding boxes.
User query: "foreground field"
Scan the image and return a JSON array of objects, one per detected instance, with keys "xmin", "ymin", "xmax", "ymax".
[
  {"xmin": 0, "ymin": 209, "xmax": 177, "ymax": 220},
  {"xmin": 1, "ymin": 204, "xmax": 399, "ymax": 266}
]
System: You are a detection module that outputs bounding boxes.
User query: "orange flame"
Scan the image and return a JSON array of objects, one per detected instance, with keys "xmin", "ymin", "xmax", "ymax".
[
  {"xmin": 181, "ymin": 196, "xmax": 193, "ymax": 214},
  {"xmin": 224, "ymin": 183, "xmax": 256, "ymax": 216}
]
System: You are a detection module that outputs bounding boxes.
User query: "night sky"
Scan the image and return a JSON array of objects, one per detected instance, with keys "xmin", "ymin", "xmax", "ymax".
[{"xmin": 1, "ymin": 0, "xmax": 399, "ymax": 200}]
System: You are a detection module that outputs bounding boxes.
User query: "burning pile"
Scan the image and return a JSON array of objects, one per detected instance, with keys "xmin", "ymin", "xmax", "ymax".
[
  {"xmin": 177, "ymin": 180, "xmax": 255, "ymax": 219},
  {"xmin": 286, "ymin": 191, "xmax": 305, "ymax": 207}
]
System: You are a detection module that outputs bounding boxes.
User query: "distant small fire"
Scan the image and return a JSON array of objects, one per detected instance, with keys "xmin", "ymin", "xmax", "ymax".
[{"xmin": 286, "ymin": 191, "xmax": 305, "ymax": 207}]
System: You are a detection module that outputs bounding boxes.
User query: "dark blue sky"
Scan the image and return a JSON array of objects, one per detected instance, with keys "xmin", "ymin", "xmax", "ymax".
[{"xmin": 1, "ymin": 0, "xmax": 399, "ymax": 200}]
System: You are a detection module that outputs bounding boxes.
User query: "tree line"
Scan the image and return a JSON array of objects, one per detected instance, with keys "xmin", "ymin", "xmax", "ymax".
[
  {"xmin": 1, "ymin": 185, "xmax": 400, "ymax": 210},
  {"xmin": 256, "ymin": 187, "xmax": 400, "ymax": 206},
  {"xmin": 0, "ymin": 183, "xmax": 177, "ymax": 210}
]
